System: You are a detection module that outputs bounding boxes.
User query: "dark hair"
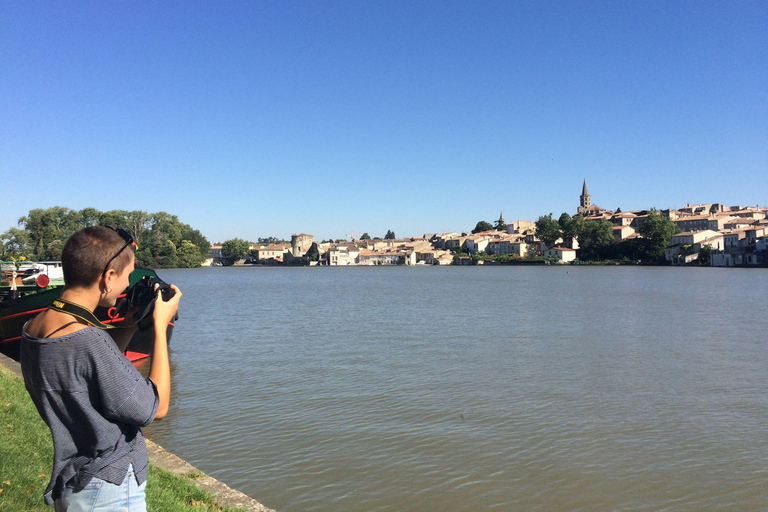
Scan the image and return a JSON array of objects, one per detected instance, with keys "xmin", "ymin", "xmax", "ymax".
[{"xmin": 62, "ymin": 226, "xmax": 134, "ymax": 288}]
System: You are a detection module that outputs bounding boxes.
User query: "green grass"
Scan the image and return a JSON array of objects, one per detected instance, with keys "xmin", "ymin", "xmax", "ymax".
[{"xmin": 0, "ymin": 365, "xmax": 248, "ymax": 512}]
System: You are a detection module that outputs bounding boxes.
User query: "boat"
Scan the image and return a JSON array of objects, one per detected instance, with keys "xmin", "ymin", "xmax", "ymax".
[{"xmin": 1, "ymin": 262, "xmax": 174, "ymax": 364}]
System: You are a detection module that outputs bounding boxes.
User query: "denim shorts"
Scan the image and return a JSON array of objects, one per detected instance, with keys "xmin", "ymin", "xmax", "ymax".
[{"xmin": 54, "ymin": 464, "xmax": 146, "ymax": 512}]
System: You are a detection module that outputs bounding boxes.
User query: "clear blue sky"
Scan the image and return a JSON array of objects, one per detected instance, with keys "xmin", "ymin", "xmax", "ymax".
[{"xmin": 2, "ymin": 1, "xmax": 766, "ymax": 242}]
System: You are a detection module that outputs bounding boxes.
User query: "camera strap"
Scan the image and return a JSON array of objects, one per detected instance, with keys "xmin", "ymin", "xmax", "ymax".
[{"xmin": 49, "ymin": 299, "xmax": 114, "ymax": 330}]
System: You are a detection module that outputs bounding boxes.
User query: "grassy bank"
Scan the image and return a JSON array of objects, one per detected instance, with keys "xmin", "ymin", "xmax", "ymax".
[{"xmin": 0, "ymin": 365, "xmax": 247, "ymax": 512}]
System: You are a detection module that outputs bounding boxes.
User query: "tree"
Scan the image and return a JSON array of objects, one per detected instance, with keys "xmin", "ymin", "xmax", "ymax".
[
  {"xmin": 6, "ymin": 206, "xmax": 209, "ymax": 268},
  {"xmin": 360, "ymin": 233, "xmax": 371, "ymax": 240},
  {"xmin": 177, "ymin": 240, "xmax": 203, "ymax": 268},
  {"xmin": 472, "ymin": 221, "xmax": 494, "ymax": 234},
  {"xmin": 180, "ymin": 225, "xmax": 211, "ymax": 263},
  {"xmin": 558, "ymin": 213, "xmax": 583, "ymax": 248},
  {"xmin": 221, "ymin": 238, "xmax": 250, "ymax": 263},
  {"xmin": 384, "ymin": 230, "xmax": 395, "ymax": 240},
  {"xmin": 155, "ymin": 240, "xmax": 179, "ymax": 268},
  {"xmin": 0, "ymin": 228, "xmax": 29, "ymax": 259},
  {"xmin": 698, "ymin": 244, "xmax": 713, "ymax": 266},
  {"xmin": 535, "ymin": 214, "xmax": 561, "ymax": 247},
  {"xmin": 79, "ymin": 207, "xmax": 102, "ymax": 228},
  {"xmin": 639, "ymin": 209, "xmax": 678, "ymax": 262},
  {"xmin": 578, "ymin": 219, "xmax": 615, "ymax": 260},
  {"xmin": 19, "ymin": 207, "xmax": 83, "ymax": 260}
]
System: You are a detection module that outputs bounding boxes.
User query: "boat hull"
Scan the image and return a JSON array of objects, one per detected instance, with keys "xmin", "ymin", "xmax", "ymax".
[{"xmin": 0, "ymin": 268, "xmax": 174, "ymax": 363}]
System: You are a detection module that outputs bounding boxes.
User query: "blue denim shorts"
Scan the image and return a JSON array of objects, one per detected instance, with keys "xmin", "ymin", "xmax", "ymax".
[{"xmin": 54, "ymin": 464, "xmax": 146, "ymax": 512}]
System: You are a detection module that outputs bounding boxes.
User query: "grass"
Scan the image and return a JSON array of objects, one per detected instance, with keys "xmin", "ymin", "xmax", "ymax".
[{"xmin": 0, "ymin": 365, "xmax": 248, "ymax": 512}]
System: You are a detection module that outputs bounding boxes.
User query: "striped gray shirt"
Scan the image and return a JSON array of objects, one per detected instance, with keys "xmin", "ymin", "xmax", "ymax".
[{"xmin": 21, "ymin": 325, "xmax": 159, "ymax": 505}]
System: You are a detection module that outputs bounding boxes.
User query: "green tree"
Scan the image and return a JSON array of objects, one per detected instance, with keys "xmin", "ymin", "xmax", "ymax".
[
  {"xmin": 1, "ymin": 228, "xmax": 30, "ymax": 259},
  {"xmin": 360, "ymin": 233, "xmax": 371, "ymax": 240},
  {"xmin": 125, "ymin": 210, "xmax": 152, "ymax": 248},
  {"xmin": 558, "ymin": 213, "xmax": 583, "ymax": 248},
  {"xmin": 19, "ymin": 207, "xmax": 83, "ymax": 260},
  {"xmin": 697, "ymin": 244, "xmax": 713, "ymax": 266},
  {"xmin": 99, "ymin": 209, "xmax": 131, "ymax": 231},
  {"xmin": 177, "ymin": 240, "xmax": 203, "ymax": 268},
  {"xmin": 180, "ymin": 225, "xmax": 211, "ymax": 262},
  {"xmin": 494, "ymin": 214, "xmax": 507, "ymax": 232},
  {"xmin": 155, "ymin": 240, "xmax": 179, "ymax": 268},
  {"xmin": 639, "ymin": 209, "xmax": 678, "ymax": 261},
  {"xmin": 79, "ymin": 207, "xmax": 102, "ymax": 228},
  {"xmin": 535, "ymin": 214, "xmax": 561, "ymax": 247},
  {"xmin": 221, "ymin": 238, "xmax": 250, "ymax": 263},
  {"xmin": 7, "ymin": 206, "xmax": 209, "ymax": 268},
  {"xmin": 472, "ymin": 221, "xmax": 494, "ymax": 234},
  {"xmin": 384, "ymin": 230, "xmax": 395, "ymax": 240},
  {"xmin": 578, "ymin": 219, "xmax": 615, "ymax": 260}
]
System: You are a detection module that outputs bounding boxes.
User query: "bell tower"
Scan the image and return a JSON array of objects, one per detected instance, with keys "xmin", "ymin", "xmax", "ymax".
[{"xmin": 578, "ymin": 179, "xmax": 591, "ymax": 214}]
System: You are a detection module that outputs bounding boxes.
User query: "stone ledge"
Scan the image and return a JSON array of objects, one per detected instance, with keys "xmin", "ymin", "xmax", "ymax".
[{"xmin": 145, "ymin": 439, "xmax": 275, "ymax": 512}]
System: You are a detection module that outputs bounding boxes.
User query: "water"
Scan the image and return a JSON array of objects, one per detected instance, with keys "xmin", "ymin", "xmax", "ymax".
[{"xmin": 144, "ymin": 266, "xmax": 768, "ymax": 511}]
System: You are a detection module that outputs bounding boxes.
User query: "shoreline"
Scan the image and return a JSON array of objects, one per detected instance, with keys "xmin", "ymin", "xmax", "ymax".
[{"xmin": 0, "ymin": 352, "xmax": 275, "ymax": 512}]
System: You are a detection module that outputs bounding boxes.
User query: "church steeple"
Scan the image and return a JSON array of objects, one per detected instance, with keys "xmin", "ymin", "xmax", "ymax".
[{"xmin": 578, "ymin": 179, "xmax": 591, "ymax": 214}]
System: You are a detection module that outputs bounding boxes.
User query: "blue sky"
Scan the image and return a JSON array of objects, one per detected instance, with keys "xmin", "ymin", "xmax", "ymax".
[{"xmin": 2, "ymin": 1, "xmax": 766, "ymax": 242}]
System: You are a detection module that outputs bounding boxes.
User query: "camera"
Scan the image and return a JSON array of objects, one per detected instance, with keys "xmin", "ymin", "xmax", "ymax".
[
  {"xmin": 129, "ymin": 275, "xmax": 175, "ymax": 308},
  {"xmin": 127, "ymin": 275, "xmax": 176, "ymax": 329}
]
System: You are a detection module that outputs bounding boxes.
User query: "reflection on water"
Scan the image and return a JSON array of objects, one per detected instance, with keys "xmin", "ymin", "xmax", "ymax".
[{"xmin": 145, "ymin": 266, "xmax": 768, "ymax": 511}]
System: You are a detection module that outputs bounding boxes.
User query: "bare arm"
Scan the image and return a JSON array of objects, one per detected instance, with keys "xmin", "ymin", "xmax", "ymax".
[{"xmin": 148, "ymin": 284, "xmax": 182, "ymax": 420}]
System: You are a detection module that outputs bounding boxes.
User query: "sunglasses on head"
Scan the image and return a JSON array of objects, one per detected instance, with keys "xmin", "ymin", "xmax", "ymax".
[{"xmin": 102, "ymin": 227, "xmax": 138, "ymax": 276}]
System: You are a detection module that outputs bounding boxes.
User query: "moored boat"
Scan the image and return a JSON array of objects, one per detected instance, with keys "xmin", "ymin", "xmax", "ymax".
[{"xmin": 1, "ymin": 262, "xmax": 174, "ymax": 363}]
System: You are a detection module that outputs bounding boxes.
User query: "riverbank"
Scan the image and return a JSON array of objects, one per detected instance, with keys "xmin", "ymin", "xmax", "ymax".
[{"xmin": 0, "ymin": 353, "xmax": 274, "ymax": 512}]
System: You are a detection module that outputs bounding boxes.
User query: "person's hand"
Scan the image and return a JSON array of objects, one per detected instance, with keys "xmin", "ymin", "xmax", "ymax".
[{"xmin": 153, "ymin": 283, "xmax": 182, "ymax": 328}]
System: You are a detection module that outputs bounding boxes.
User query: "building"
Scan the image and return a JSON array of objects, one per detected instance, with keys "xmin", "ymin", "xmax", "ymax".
[
  {"xmin": 577, "ymin": 179, "xmax": 591, "ymax": 215},
  {"xmin": 327, "ymin": 244, "xmax": 360, "ymax": 266},
  {"xmin": 544, "ymin": 246, "xmax": 577, "ymax": 263},
  {"xmin": 612, "ymin": 225, "xmax": 636, "ymax": 241},
  {"xmin": 291, "ymin": 233, "xmax": 315, "ymax": 257},
  {"xmin": 665, "ymin": 230, "xmax": 724, "ymax": 265},
  {"xmin": 358, "ymin": 250, "xmax": 416, "ymax": 265},
  {"xmin": 251, "ymin": 244, "xmax": 289, "ymax": 264},
  {"xmin": 577, "ymin": 180, "xmax": 611, "ymax": 217}
]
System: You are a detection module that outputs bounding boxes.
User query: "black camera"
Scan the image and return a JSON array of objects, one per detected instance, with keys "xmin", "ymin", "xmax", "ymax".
[
  {"xmin": 127, "ymin": 275, "xmax": 176, "ymax": 330},
  {"xmin": 129, "ymin": 275, "xmax": 175, "ymax": 308}
]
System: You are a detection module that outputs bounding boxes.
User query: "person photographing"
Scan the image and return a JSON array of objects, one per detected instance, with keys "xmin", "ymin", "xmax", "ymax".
[{"xmin": 20, "ymin": 226, "xmax": 182, "ymax": 511}]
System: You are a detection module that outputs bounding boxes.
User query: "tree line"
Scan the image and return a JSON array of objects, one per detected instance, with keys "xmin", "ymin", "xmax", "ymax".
[
  {"xmin": 534, "ymin": 209, "xmax": 678, "ymax": 262},
  {"xmin": 1, "ymin": 207, "xmax": 211, "ymax": 268}
]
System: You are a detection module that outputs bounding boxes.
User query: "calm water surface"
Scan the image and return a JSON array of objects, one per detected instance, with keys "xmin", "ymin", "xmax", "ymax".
[{"xmin": 144, "ymin": 266, "xmax": 768, "ymax": 511}]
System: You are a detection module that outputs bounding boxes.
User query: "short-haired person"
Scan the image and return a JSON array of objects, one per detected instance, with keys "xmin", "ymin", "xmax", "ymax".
[{"xmin": 21, "ymin": 226, "xmax": 181, "ymax": 511}]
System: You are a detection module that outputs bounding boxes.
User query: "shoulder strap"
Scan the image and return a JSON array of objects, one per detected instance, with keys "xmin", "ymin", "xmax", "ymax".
[
  {"xmin": 44, "ymin": 321, "xmax": 81, "ymax": 339},
  {"xmin": 49, "ymin": 299, "xmax": 113, "ymax": 330}
]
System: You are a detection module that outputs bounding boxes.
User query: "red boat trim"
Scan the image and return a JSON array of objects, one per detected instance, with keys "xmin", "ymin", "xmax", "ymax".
[
  {"xmin": 125, "ymin": 351, "xmax": 149, "ymax": 362},
  {"xmin": 2, "ymin": 307, "xmax": 48, "ymax": 321}
]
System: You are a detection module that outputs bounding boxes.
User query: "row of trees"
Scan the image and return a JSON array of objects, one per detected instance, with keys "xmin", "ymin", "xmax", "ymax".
[
  {"xmin": 472, "ymin": 218, "xmax": 507, "ymax": 233},
  {"xmin": 535, "ymin": 209, "xmax": 678, "ymax": 262},
  {"xmin": 359, "ymin": 231, "xmax": 396, "ymax": 240},
  {"xmin": 1, "ymin": 207, "xmax": 210, "ymax": 268}
]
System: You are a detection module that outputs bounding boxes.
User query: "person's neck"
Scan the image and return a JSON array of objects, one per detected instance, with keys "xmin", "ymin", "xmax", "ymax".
[{"xmin": 59, "ymin": 287, "xmax": 101, "ymax": 313}]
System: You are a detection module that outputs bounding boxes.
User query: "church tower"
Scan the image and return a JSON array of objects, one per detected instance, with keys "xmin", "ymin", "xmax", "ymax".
[{"xmin": 578, "ymin": 179, "xmax": 591, "ymax": 214}]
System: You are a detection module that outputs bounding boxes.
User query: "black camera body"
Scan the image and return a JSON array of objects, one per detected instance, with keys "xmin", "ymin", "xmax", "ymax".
[
  {"xmin": 129, "ymin": 275, "xmax": 175, "ymax": 308},
  {"xmin": 127, "ymin": 275, "xmax": 177, "ymax": 330}
]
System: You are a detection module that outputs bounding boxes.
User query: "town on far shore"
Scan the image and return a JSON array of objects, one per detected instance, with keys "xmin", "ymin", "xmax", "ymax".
[{"xmin": 210, "ymin": 181, "xmax": 768, "ymax": 268}]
